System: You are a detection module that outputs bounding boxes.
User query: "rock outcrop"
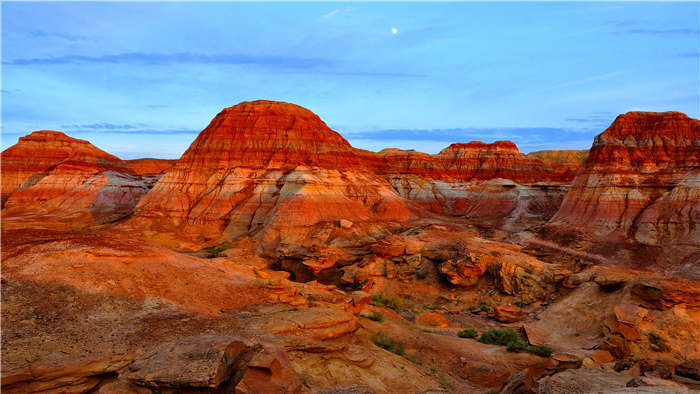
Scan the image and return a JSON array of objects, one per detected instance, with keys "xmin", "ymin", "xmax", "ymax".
[
  {"xmin": 125, "ymin": 100, "xmax": 416, "ymax": 250},
  {"xmin": 527, "ymin": 149, "xmax": 588, "ymax": 180},
  {"xmin": 379, "ymin": 141, "xmax": 571, "ymax": 183},
  {"xmin": 125, "ymin": 158, "xmax": 177, "ymax": 188},
  {"xmin": 378, "ymin": 144, "xmax": 573, "ymax": 230},
  {"xmin": 125, "ymin": 158, "xmax": 176, "ymax": 175},
  {"xmin": 126, "ymin": 335, "xmax": 254, "ymax": 389},
  {"xmin": 1, "ymin": 131, "xmax": 149, "ymax": 225},
  {"xmin": 545, "ymin": 111, "xmax": 700, "ymax": 276}
]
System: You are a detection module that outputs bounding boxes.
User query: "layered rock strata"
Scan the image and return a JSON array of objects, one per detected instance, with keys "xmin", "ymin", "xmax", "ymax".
[
  {"xmin": 546, "ymin": 111, "xmax": 700, "ymax": 275},
  {"xmin": 1, "ymin": 131, "xmax": 149, "ymax": 225}
]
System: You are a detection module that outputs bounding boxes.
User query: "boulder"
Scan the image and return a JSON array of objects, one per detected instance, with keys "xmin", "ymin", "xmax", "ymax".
[
  {"xmin": 537, "ymin": 368, "xmax": 687, "ymax": 393},
  {"xmin": 438, "ymin": 253, "xmax": 486, "ymax": 287},
  {"xmin": 495, "ymin": 305, "xmax": 523, "ymax": 323},
  {"xmin": 613, "ymin": 304, "xmax": 648, "ymax": 326},
  {"xmin": 416, "ymin": 311, "xmax": 449, "ymax": 328},
  {"xmin": 235, "ymin": 347, "xmax": 303, "ymax": 394},
  {"xmin": 591, "ymin": 349, "xmax": 615, "ymax": 364},
  {"xmin": 523, "ymin": 325, "xmax": 549, "ymax": 346},
  {"xmin": 552, "ymin": 353, "xmax": 582, "ymax": 371},
  {"xmin": 127, "ymin": 335, "xmax": 254, "ymax": 388},
  {"xmin": 631, "ymin": 279, "xmax": 700, "ymax": 310}
]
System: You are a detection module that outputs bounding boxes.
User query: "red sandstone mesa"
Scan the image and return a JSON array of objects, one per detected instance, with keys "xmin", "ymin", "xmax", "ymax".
[
  {"xmin": 378, "ymin": 140, "xmax": 573, "ymax": 184},
  {"xmin": 527, "ymin": 149, "xmax": 588, "ymax": 180},
  {"xmin": 123, "ymin": 100, "xmax": 415, "ymax": 249},
  {"xmin": 546, "ymin": 111, "xmax": 700, "ymax": 276},
  {"xmin": 1, "ymin": 130, "xmax": 149, "ymax": 225}
]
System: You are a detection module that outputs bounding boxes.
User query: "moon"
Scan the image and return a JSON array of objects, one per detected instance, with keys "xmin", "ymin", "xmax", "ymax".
[{"xmin": 391, "ymin": 27, "xmax": 398, "ymax": 35}]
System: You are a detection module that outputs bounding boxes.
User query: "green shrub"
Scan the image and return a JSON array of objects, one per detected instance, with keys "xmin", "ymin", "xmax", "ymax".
[
  {"xmin": 478, "ymin": 328, "xmax": 553, "ymax": 357},
  {"xmin": 506, "ymin": 340, "xmax": 527, "ymax": 352},
  {"xmin": 371, "ymin": 332, "xmax": 407, "ymax": 357},
  {"xmin": 361, "ymin": 312, "xmax": 384, "ymax": 322},
  {"xmin": 478, "ymin": 328, "xmax": 521, "ymax": 346},
  {"xmin": 372, "ymin": 332, "xmax": 395, "ymax": 351},
  {"xmin": 458, "ymin": 328, "xmax": 478, "ymax": 339},
  {"xmin": 369, "ymin": 312, "xmax": 384, "ymax": 322},
  {"xmin": 479, "ymin": 302, "xmax": 490, "ymax": 313},
  {"xmin": 203, "ymin": 243, "xmax": 234, "ymax": 257},
  {"xmin": 395, "ymin": 343, "xmax": 406, "ymax": 356},
  {"xmin": 404, "ymin": 355, "xmax": 422, "ymax": 365},
  {"xmin": 438, "ymin": 371, "xmax": 451, "ymax": 389},
  {"xmin": 415, "ymin": 270, "xmax": 428, "ymax": 279},
  {"xmin": 526, "ymin": 344, "xmax": 554, "ymax": 357},
  {"xmin": 370, "ymin": 294, "xmax": 404, "ymax": 311},
  {"xmin": 514, "ymin": 301, "xmax": 526, "ymax": 308}
]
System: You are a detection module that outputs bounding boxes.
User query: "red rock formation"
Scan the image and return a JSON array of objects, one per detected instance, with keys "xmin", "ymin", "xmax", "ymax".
[
  {"xmin": 2, "ymin": 131, "xmax": 129, "ymax": 203},
  {"xmin": 528, "ymin": 149, "xmax": 588, "ymax": 181},
  {"xmin": 527, "ymin": 150, "xmax": 588, "ymax": 166},
  {"xmin": 379, "ymin": 141, "xmax": 573, "ymax": 183},
  {"xmin": 122, "ymin": 101, "xmax": 594, "ymax": 249},
  {"xmin": 375, "ymin": 143, "xmax": 577, "ymax": 230},
  {"xmin": 546, "ymin": 111, "xmax": 700, "ymax": 275},
  {"xmin": 1, "ymin": 131, "xmax": 149, "ymax": 225},
  {"xmin": 125, "ymin": 100, "xmax": 415, "ymax": 250},
  {"xmin": 126, "ymin": 158, "xmax": 176, "ymax": 175}
]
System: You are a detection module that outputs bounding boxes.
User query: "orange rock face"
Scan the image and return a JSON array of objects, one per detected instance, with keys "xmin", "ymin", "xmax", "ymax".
[
  {"xmin": 126, "ymin": 158, "xmax": 176, "ymax": 175},
  {"xmin": 527, "ymin": 149, "xmax": 588, "ymax": 180},
  {"xmin": 1, "ymin": 131, "xmax": 149, "ymax": 226},
  {"xmin": 546, "ymin": 112, "xmax": 700, "ymax": 275}
]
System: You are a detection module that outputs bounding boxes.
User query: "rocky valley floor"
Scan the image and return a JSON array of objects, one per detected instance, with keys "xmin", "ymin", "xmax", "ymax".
[{"xmin": 2, "ymin": 221, "xmax": 699, "ymax": 393}]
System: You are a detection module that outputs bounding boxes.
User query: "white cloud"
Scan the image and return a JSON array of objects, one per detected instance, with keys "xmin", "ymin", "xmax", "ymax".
[
  {"xmin": 322, "ymin": 8, "xmax": 352, "ymax": 19},
  {"xmin": 391, "ymin": 27, "xmax": 398, "ymax": 35},
  {"xmin": 322, "ymin": 9, "xmax": 340, "ymax": 18}
]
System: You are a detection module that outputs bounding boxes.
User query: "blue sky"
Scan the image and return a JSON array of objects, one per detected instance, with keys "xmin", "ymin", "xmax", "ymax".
[{"xmin": 2, "ymin": 2, "xmax": 698, "ymax": 159}]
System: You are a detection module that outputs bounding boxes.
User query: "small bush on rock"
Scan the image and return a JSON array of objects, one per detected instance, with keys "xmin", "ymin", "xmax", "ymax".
[
  {"xmin": 372, "ymin": 332, "xmax": 395, "ymax": 351},
  {"xmin": 506, "ymin": 340, "xmax": 527, "ymax": 352},
  {"xmin": 526, "ymin": 344, "xmax": 554, "ymax": 357},
  {"xmin": 458, "ymin": 328, "xmax": 478, "ymax": 338},
  {"xmin": 372, "ymin": 332, "xmax": 408, "ymax": 357},
  {"xmin": 478, "ymin": 328, "xmax": 521, "ymax": 346},
  {"xmin": 370, "ymin": 294, "xmax": 405, "ymax": 311},
  {"xmin": 362, "ymin": 312, "xmax": 384, "ymax": 322},
  {"xmin": 478, "ymin": 328, "xmax": 554, "ymax": 357}
]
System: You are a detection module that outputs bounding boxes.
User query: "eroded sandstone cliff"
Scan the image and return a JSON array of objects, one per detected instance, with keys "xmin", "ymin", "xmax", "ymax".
[
  {"xmin": 546, "ymin": 111, "xmax": 700, "ymax": 277},
  {"xmin": 1, "ymin": 131, "xmax": 150, "ymax": 225}
]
